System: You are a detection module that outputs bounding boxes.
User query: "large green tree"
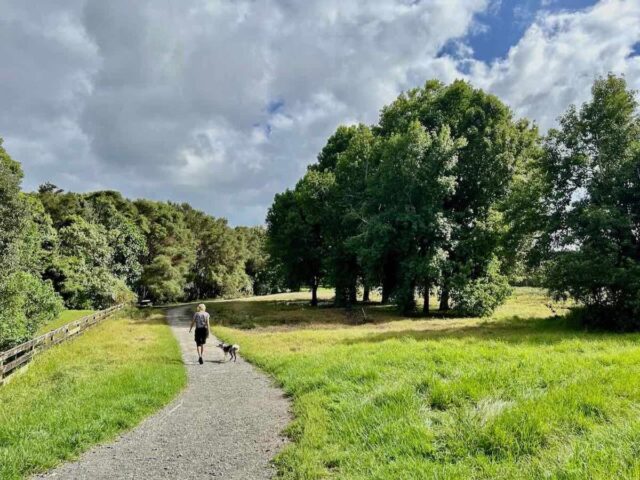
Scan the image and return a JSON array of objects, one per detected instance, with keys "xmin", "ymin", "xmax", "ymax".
[
  {"xmin": 44, "ymin": 216, "xmax": 134, "ymax": 309},
  {"xmin": 532, "ymin": 75, "xmax": 640, "ymax": 328},
  {"xmin": 183, "ymin": 207, "xmax": 251, "ymax": 300},
  {"xmin": 0, "ymin": 140, "xmax": 63, "ymax": 347},
  {"xmin": 135, "ymin": 200, "xmax": 196, "ymax": 303},
  {"xmin": 0, "ymin": 138, "xmax": 26, "ymax": 274},
  {"xmin": 266, "ymin": 170, "xmax": 334, "ymax": 306},
  {"xmin": 317, "ymin": 125, "xmax": 374, "ymax": 306},
  {"xmin": 236, "ymin": 226, "xmax": 283, "ymax": 296},
  {"xmin": 377, "ymin": 79, "xmax": 529, "ymax": 312},
  {"xmin": 361, "ymin": 122, "xmax": 461, "ymax": 314}
]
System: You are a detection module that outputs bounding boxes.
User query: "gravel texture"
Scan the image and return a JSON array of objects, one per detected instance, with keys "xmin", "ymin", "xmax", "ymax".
[{"xmin": 35, "ymin": 305, "xmax": 291, "ymax": 479}]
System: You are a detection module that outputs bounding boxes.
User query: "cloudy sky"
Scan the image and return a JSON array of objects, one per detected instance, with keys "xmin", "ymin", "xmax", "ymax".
[{"xmin": 1, "ymin": 0, "xmax": 639, "ymax": 225}]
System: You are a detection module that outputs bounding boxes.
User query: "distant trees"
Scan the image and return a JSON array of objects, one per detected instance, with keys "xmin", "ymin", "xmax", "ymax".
[
  {"xmin": 235, "ymin": 226, "xmax": 282, "ymax": 296},
  {"xmin": 266, "ymin": 171, "xmax": 333, "ymax": 306},
  {"xmin": 266, "ymin": 75, "xmax": 640, "ymax": 327},
  {"xmin": 0, "ymin": 142, "xmax": 282, "ymax": 347},
  {"xmin": 2, "ymin": 73, "xmax": 639, "ymax": 341},
  {"xmin": 267, "ymin": 80, "xmax": 529, "ymax": 316}
]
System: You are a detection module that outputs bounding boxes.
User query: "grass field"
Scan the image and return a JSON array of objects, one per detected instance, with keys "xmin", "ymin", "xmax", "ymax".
[
  {"xmin": 36, "ymin": 309, "xmax": 94, "ymax": 335},
  {"xmin": 0, "ymin": 308, "xmax": 186, "ymax": 480},
  {"xmin": 212, "ymin": 288, "xmax": 640, "ymax": 479}
]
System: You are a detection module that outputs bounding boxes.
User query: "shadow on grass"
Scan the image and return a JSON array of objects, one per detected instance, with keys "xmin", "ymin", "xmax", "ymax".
[
  {"xmin": 338, "ymin": 314, "xmax": 638, "ymax": 347},
  {"xmin": 197, "ymin": 298, "xmax": 567, "ymax": 332},
  {"xmin": 124, "ymin": 307, "xmax": 171, "ymax": 326},
  {"xmin": 209, "ymin": 300, "xmax": 403, "ymax": 329}
]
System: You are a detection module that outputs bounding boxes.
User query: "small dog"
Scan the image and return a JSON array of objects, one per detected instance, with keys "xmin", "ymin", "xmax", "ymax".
[{"xmin": 217, "ymin": 342, "xmax": 240, "ymax": 362}]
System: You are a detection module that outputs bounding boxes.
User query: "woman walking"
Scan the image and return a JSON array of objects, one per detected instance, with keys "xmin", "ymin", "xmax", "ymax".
[{"xmin": 189, "ymin": 303, "xmax": 210, "ymax": 364}]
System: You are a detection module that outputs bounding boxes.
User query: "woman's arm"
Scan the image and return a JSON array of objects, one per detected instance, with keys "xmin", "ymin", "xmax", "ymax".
[
  {"xmin": 207, "ymin": 314, "xmax": 211, "ymax": 331},
  {"xmin": 189, "ymin": 315, "xmax": 196, "ymax": 333}
]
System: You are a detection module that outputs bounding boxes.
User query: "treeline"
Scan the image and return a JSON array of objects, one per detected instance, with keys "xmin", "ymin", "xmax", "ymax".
[
  {"xmin": 2, "ymin": 74, "xmax": 638, "ymax": 344},
  {"xmin": 266, "ymin": 75, "xmax": 640, "ymax": 329},
  {"xmin": 0, "ymin": 153, "xmax": 280, "ymax": 348}
]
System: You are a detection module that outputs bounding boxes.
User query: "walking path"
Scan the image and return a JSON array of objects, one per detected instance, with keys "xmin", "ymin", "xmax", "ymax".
[{"xmin": 35, "ymin": 305, "xmax": 290, "ymax": 479}]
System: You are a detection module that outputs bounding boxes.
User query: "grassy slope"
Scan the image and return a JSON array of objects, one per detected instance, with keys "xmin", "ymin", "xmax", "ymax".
[
  {"xmin": 37, "ymin": 309, "xmax": 94, "ymax": 335},
  {"xmin": 0, "ymin": 309, "xmax": 186, "ymax": 480},
  {"xmin": 213, "ymin": 288, "xmax": 640, "ymax": 479}
]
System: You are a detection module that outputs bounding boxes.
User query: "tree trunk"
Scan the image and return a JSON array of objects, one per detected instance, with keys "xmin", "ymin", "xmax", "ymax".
[
  {"xmin": 311, "ymin": 280, "xmax": 319, "ymax": 307},
  {"xmin": 363, "ymin": 284, "xmax": 370, "ymax": 303},
  {"xmin": 381, "ymin": 286, "xmax": 391, "ymax": 305},
  {"xmin": 349, "ymin": 283, "xmax": 357, "ymax": 305},
  {"xmin": 423, "ymin": 281, "xmax": 430, "ymax": 315},
  {"xmin": 381, "ymin": 276, "xmax": 392, "ymax": 304},
  {"xmin": 439, "ymin": 288, "xmax": 450, "ymax": 311}
]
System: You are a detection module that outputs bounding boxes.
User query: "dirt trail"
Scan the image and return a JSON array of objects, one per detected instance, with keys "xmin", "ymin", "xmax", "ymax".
[{"xmin": 35, "ymin": 305, "xmax": 290, "ymax": 479}]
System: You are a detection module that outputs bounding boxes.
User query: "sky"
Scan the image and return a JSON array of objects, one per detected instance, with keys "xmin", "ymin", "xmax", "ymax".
[{"xmin": 1, "ymin": 0, "xmax": 639, "ymax": 226}]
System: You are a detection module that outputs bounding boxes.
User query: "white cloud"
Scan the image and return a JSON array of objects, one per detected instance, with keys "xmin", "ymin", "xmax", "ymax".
[
  {"xmin": 1, "ymin": 0, "xmax": 639, "ymax": 225},
  {"xmin": 469, "ymin": 0, "xmax": 640, "ymax": 129}
]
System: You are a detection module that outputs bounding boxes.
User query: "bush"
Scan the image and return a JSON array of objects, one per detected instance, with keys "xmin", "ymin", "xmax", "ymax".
[
  {"xmin": 0, "ymin": 272, "xmax": 63, "ymax": 349},
  {"xmin": 45, "ymin": 255, "xmax": 136, "ymax": 310},
  {"xmin": 451, "ymin": 258, "xmax": 512, "ymax": 317},
  {"xmin": 64, "ymin": 267, "xmax": 136, "ymax": 309}
]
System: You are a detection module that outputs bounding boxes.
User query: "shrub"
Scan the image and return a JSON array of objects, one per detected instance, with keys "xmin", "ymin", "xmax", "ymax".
[
  {"xmin": 451, "ymin": 258, "xmax": 512, "ymax": 317},
  {"xmin": 0, "ymin": 272, "xmax": 63, "ymax": 349}
]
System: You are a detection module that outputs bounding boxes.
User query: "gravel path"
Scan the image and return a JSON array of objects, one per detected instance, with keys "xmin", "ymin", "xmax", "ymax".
[{"xmin": 35, "ymin": 305, "xmax": 290, "ymax": 480}]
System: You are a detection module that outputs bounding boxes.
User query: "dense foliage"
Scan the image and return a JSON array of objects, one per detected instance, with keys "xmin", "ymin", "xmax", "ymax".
[
  {"xmin": 2, "ymin": 74, "xmax": 639, "ymax": 343},
  {"xmin": 515, "ymin": 75, "xmax": 640, "ymax": 329},
  {"xmin": 0, "ymin": 145, "xmax": 279, "ymax": 348},
  {"xmin": 0, "ymin": 141, "xmax": 63, "ymax": 349},
  {"xmin": 267, "ymin": 76, "xmax": 640, "ymax": 326},
  {"xmin": 268, "ymin": 80, "xmax": 531, "ymax": 316}
]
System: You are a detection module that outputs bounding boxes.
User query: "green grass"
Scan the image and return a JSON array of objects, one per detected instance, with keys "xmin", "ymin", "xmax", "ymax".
[
  {"xmin": 37, "ymin": 309, "xmax": 94, "ymax": 335},
  {"xmin": 0, "ymin": 308, "xmax": 186, "ymax": 479},
  {"xmin": 212, "ymin": 288, "xmax": 640, "ymax": 479}
]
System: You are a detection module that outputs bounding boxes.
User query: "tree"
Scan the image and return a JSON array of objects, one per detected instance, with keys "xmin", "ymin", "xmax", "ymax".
[
  {"xmin": 0, "ymin": 138, "xmax": 26, "ymax": 274},
  {"xmin": 43, "ymin": 216, "xmax": 134, "ymax": 309},
  {"xmin": 361, "ymin": 122, "xmax": 462, "ymax": 314},
  {"xmin": 377, "ymin": 79, "xmax": 531, "ymax": 313},
  {"xmin": 236, "ymin": 226, "xmax": 283, "ymax": 295},
  {"xmin": 266, "ymin": 171, "xmax": 334, "ymax": 306},
  {"xmin": 0, "ymin": 272, "xmax": 62, "ymax": 349},
  {"xmin": 185, "ymin": 211, "xmax": 251, "ymax": 300},
  {"xmin": 0, "ymin": 142, "xmax": 63, "ymax": 348},
  {"xmin": 135, "ymin": 200, "xmax": 196, "ymax": 302},
  {"xmin": 140, "ymin": 254, "xmax": 186, "ymax": 304},
  {"xmin": 319, "ymin": 125, "xmax": 374, "ymax": 306},
  {"xmin": 86, "ymin": 192, "xmax": 147, "ymax": 287},
  {"xmin": 532, "ymin": 74, "xmax": 640, "ymax": 329}
]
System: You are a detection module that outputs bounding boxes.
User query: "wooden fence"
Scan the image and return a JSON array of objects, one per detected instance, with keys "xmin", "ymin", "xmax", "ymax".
[{"xmin": 0, "ymin": 304, "xmax": 124, "ymax": 385}]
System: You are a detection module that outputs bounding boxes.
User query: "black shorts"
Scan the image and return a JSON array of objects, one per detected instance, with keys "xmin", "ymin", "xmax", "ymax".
[{"xmin": 195, "ymin": 327, "xmax": 209, "ymax": 346}]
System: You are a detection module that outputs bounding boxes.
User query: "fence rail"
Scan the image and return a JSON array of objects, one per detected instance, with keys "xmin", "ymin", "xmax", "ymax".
[{"xmin": 0, "ymin": 304, "xmax": 124, "ymax": 385}]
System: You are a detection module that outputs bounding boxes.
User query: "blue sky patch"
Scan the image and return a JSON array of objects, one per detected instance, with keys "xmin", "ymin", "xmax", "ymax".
[{"xmin": 467, "ymin": 0, "xmax": 598, "ymax": 62}]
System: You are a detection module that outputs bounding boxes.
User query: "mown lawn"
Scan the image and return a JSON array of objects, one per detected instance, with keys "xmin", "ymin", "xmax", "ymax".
[
  {"xmin": 0, "ymin": 308, "xmax": 186, "ymax": 480},
  {"xmin": 36, "ymin": 309, "xmax": 94, "ymax": 335},
  {"xmin": 213, "ymin": 288, "xmax": 640, "ymax": 479}
]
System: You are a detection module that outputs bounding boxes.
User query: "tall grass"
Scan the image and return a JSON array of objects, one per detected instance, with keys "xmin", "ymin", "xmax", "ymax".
[
  {"xmin": 214, "ymin": 288, "xmax": 640, "ymax": 479},
  {"xmin": 0, "ymin": 309, "xmax": 186, "ymax": 479}
]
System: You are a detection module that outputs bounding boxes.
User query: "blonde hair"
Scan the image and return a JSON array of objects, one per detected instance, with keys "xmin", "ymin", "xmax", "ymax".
[{"xmin": 197, "ymin": 303, "xmax": 206, "ymax": 312}]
